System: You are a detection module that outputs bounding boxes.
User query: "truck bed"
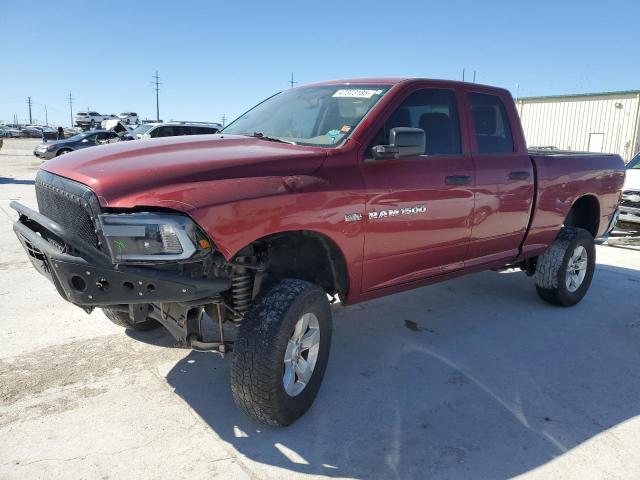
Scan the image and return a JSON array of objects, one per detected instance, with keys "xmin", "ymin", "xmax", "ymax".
[{"xmin": 521, "ymin": 151, "xmax": 624, "ymax": 257}]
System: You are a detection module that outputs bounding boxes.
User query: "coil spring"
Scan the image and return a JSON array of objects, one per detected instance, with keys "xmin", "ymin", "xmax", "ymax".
[{"xmin": 231, "ymin": 272, "xmax": 252, "ymax": 321}]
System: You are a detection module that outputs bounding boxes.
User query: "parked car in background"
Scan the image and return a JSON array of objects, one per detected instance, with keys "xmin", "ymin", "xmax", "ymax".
[
  {"xmin": 118, "ymin": 112, "xmax": 139, "ymax": 125},
  {"xmin": 74, "ymin": 111, "xmax": 110, "ymax": 128},
  {"xmin": 21, "ymin": 125, "xmax": 56, "ymax": 139},
  {"xmin": 617, "ymin": 152, "xmax": 640, "ymax": 231},
  {"xmin": 33, "ymin": 130, "xmax": 119, "ymax": 159},
  {"xmin": 138, "ymin": 121, "xmax": 222, "ymax": 139},
  {"xmin": 0, "ymin": 126, "xmax": 22, "ymax": 137}
]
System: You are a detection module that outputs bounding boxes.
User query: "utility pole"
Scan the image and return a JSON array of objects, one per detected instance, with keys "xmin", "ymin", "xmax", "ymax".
[
  {"xmin": 289, "ymin": 73, "xmax": 298, "ymax": 89},
  {"xmin": 26, "ymin": 97, "xmax": 32, "ymax": 124},
  {"xmin": 462, "ymin": 68, "xmax": 465, "ymax": 82},
  {"xmin": 473, "ymin": 71, "xmax": 476, "ymax": 83},
  {"xmin": 44, "ymin": 105, "xmax": 48, "ymax": 126},
  {"xmin": 67, "ymin": 91, "xmax": 74, "ymax": 127},
  {"xmin": 221, "ymin": 114, "xmax": 227, "ymax": 127},
  {"xmin": 151, "ymin": 70, "xmax": 161, "ymax": 121}
]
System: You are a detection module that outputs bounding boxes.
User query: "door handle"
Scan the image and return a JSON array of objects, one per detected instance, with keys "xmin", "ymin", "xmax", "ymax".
[
  {"xmin": 445, "ymin": 175, "xmax": 471, "ymax": 185},
  {"xmin": 509, "ymin": 170, "xmax": 530, "ymax": 180}
]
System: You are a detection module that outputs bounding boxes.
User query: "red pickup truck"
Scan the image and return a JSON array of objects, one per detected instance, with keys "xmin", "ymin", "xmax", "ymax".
[{"xmin": 12, "ymin": 78, "xmax": 624, "ymax": 426}]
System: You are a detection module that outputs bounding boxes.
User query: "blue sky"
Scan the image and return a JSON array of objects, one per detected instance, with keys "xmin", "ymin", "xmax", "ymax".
[{"xmin": 1, "ymin": 0, "xmax": 638, "ymax": 126}]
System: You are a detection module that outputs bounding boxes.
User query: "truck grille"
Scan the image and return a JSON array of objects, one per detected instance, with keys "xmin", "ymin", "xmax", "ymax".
[
  {"xmin": 35, "ymin": 171, "xmax": 101, "ymax": 249},
  {"xmin": 621, "ymin": 190, "xmax": 640, "ymax": 209}
]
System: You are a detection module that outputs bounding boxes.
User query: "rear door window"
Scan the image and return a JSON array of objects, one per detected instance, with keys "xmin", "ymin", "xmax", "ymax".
[{"xmin": 468, "ymin": 92, "xmax": 514, "ymax": 153}]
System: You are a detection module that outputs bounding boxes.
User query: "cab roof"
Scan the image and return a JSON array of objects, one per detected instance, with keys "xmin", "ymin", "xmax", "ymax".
[{"xmin": 303, "ymin": 77, "xmax": 508, "ymax": 93}]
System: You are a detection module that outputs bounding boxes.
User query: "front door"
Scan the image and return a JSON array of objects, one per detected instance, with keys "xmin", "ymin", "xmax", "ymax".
[{"xmin": 361, "ymin": 87, "xmax": 475, "ymax": 292}]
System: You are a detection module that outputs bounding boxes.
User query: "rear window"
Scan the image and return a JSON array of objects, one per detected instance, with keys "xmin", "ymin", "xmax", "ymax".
[{"xmin": 468, "ymin": 92, "xmax": 514, "ymax": 154}]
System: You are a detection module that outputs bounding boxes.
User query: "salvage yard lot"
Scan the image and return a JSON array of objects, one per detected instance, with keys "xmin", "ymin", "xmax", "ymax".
[{"xmin": 1, "ymin": 138, "xmax": 640, "ymax": 479}]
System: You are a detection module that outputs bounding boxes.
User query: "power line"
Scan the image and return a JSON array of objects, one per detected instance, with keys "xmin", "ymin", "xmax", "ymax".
[
  {"xmin": 26, "ymin": 96, "xmax": 32, "ymax": 124},
  {"xmin": 289, "ymin": 73, "xmax": 298, "ymax": 89},
  {"xmin": 151, "ymin": 71, "xmax": 161, "ymax": 121}
]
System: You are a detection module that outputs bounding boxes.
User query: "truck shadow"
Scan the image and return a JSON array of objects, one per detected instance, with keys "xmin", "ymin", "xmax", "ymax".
[
  {"xmin": 0, "ymin": 177, "xmax": 35, "ymax": 185},
  {"xmin": 164, "ymin": 261, "xmax": 640, "ymax": 479}
]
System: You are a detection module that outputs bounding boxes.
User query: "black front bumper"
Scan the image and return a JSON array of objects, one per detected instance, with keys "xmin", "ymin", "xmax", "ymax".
[{"xmin": 11, "ymin": 201, "xmax": 230, "ymax": 308}]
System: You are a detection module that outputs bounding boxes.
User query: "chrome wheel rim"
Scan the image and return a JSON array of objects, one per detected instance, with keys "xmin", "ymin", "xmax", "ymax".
[
  {"xmin": 283, "ymin": 312, "xmax": 320, "ymax": 397},
  {"xmin": 566, "ymin": 245, "xmax": 588, "ymax": 293}
]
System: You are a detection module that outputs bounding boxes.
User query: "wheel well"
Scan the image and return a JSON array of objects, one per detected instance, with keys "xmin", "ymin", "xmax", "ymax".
[
  {"xmin": 564, "ymin": 195, "xmax": 600, "ymax": 237},
  {"xmin": 245, "ymin": 231, "xmax": 349, "ymax": 299}
]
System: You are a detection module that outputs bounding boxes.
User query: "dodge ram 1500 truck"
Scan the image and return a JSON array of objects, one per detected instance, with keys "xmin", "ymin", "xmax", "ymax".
[{"xmin": 11, "ymin": 78, "xmax": 624, "ymax": 426}]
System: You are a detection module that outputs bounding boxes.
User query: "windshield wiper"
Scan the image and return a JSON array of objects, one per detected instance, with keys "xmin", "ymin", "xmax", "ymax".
[{"xmin": 249, "ymin": 132, "xmax": 296, "ymax": 145}]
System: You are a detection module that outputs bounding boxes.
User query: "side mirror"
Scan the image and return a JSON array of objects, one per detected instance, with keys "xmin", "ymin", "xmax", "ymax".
[
  {"xmin": 81, "ymin": 139, "xmax": 89, "ymax": 143},
  {"xmin": 372, "ymin": 127, "xmax": 425, "ymax": 160}
]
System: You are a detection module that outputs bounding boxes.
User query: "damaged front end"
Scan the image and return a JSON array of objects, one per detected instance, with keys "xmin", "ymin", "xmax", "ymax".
[{"xmin": 11, "ymin": 170, "xmax": 259, "ymax": 354}]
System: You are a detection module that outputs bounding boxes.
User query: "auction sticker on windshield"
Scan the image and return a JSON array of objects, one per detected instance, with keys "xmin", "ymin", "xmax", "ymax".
[{"xmin": 332, "ymin": 89, "xmax": 384, "ymax": 98}]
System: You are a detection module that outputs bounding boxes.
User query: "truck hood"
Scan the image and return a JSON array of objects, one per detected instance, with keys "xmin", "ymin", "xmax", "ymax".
[{"xmin": 41, "ymin": 134, "xmax": 327, "ymax": 207}]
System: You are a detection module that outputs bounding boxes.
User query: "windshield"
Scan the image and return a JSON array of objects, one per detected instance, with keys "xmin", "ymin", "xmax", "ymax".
[
  {"xmin": 131, "ymin": 124, "xmax": 154, "ymax": 136},
  {"xmin": 223, "ymin": 85, "xmax": 390, "ymax": 147}
]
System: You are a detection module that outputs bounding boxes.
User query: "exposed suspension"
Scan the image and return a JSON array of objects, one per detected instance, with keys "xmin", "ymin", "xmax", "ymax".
[{"xmin": 231, "ymin": 260, "xmax": 253, "ymax": 321}]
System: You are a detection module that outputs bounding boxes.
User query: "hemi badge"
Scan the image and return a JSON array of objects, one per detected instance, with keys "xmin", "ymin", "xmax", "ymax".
[{"xmin": 344, "ymin": 213, "xmax": 363, "ymax": 222}]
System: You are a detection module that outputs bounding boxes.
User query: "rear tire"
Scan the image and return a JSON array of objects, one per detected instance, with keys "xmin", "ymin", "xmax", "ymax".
[
  {"xmin": 102, "ymin": 308, "xmax": 161, "ymax": 331},
  {"xmin": 534, "ymin": 227, "xmax": 596, "ymax": 306},
  {"xmin": 231, "ymin": 278, "xmax": 332, "ymax": 426}
]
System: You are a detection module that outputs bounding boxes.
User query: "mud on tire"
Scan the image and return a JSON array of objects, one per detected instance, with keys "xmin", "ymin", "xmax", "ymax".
[
  {"xmin": 534, "ymin": 227, "xmax": 596, "ymax": 306},
  {"xmin": 231, "ymin": 278, "xmax": 332, "ymax": 426}
]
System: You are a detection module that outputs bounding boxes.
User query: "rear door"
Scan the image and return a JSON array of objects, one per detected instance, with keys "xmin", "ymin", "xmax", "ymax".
[
  {"xmin": 465, "ymin": 90, "xmax": 534, "ymax": 266},
  {"xmin": 361, "ymin": 86, "xmax": 475, "ymax": 291}
]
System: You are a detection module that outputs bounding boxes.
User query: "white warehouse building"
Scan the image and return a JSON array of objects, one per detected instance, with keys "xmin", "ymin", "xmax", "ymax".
[{"xmin": 515, "ymin": 90, "xmax": 640, "ymax": 162}]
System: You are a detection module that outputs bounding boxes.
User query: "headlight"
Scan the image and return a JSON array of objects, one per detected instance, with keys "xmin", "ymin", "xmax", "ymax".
[{"xmin": 99, "ymin": 213, "xmax": 209, "ymax": 263}]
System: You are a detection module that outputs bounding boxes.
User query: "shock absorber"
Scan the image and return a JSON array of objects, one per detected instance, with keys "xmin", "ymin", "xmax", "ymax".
[{"xmin": 231, "ymin": 265, "xmax": 252, "ymax": 321}]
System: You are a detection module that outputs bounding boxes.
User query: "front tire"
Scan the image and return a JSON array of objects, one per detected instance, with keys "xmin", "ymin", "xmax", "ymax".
[
  {"xmin": 102, "ymin": 308, "xmax": 161, "ymax": 331},
  {"xmin": 231, "ymin": 279, "xmax": 332, "ymax": 426},
  {"xmin": 534, "ymin": 227, "xmax": 596, "ymax": 306}
]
